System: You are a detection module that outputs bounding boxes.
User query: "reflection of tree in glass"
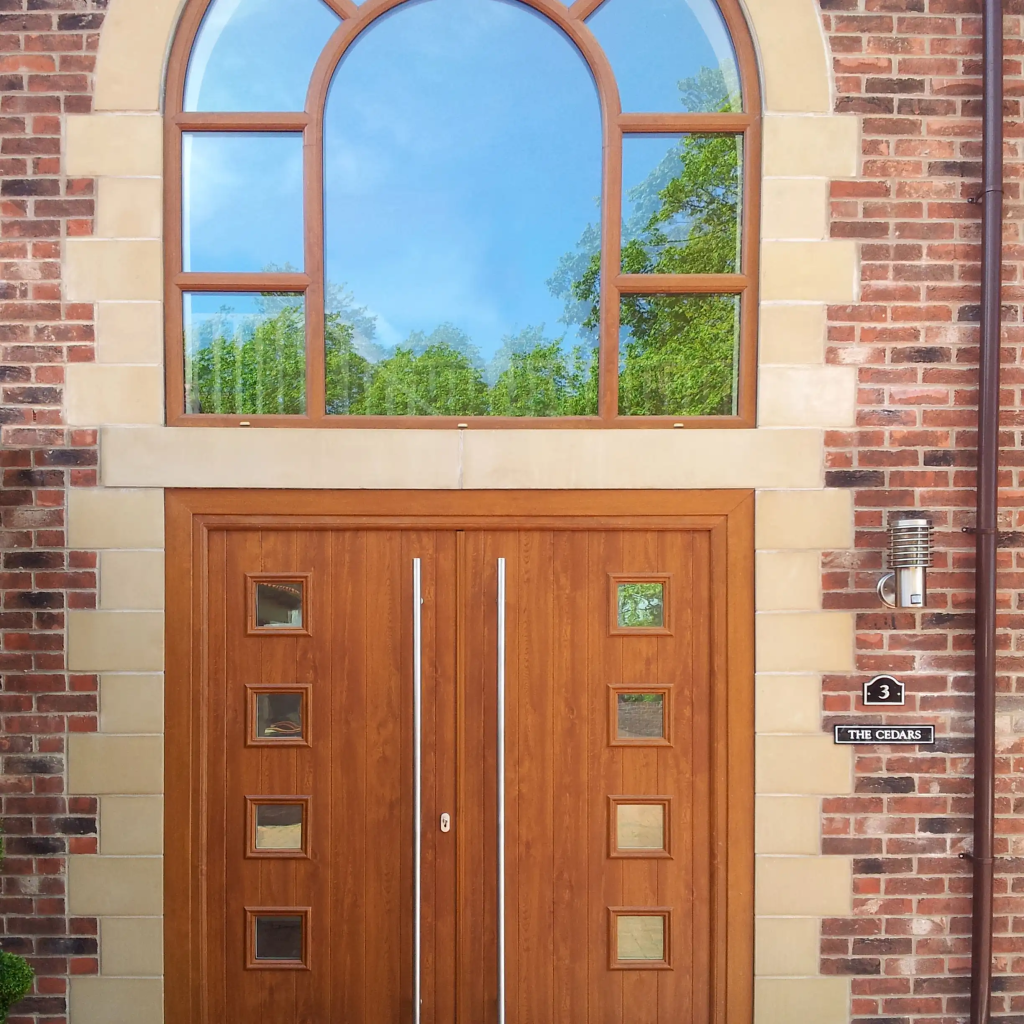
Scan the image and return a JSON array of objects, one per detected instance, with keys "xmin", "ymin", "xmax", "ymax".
[
  {"xmin": 617, "ymin": 583, "xmax": 665, "ymax": 628},
  {"xmin": 553, "ymin": 67, "xmax": 741, "ymax": 417},
  {"xmin": 186, "ymin": 300, "xmax": 306, "ymax": 415}
]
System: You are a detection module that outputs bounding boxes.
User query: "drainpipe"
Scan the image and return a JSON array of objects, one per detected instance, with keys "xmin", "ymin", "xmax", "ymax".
[{"xmin": 969, "ymin": 0, "xmax": 1004, "ymax": 1018}]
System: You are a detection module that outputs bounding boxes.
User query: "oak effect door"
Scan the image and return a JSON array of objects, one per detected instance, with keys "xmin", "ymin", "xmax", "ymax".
[{"xmin": 167, "ymin": 496, "xmax": 752, "ymax": 1024}]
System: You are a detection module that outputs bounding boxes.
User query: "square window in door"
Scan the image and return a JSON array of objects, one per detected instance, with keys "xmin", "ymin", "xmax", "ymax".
[
  {"xmin": 246, "ymin": 908, "xmax": 310, "ymax": 970},
  {"xmin": 609, "ymin": 796, "xmax": 672, "ymax": 858},
  {"xmin": 609, "ymin": 685, "xmax": 672, "ymax": 746},
  {"xmin": 245, "ymin": 683, "xmax": 311, "ymax": 746},
  {"xmin": 609, "ymin": 573, "xmax": 672, "ymax": 635},
  {"xmin": 246, "ymin": 573, "xmax": 311, "ymax": 635},
  {"xmin": 609, "ymin": 908, "xmax": 672, "ymax": 970},
  {"xmin": 246, "ymin": 796, "xmax": 309, "ymax": 858}
]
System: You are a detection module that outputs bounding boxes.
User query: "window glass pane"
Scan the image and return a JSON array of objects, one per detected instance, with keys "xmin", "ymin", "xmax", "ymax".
[
  {"xmin": 255, "ymin": 804, "xmax": 304, "ymax": 850},
  {"xmin": 254, "ymin": 915, "xmax": 304, "ymax": 960},
  {"xmin": 617, "ymin": 803, "xmax": 665, "ymax": 850},
  {"xmin": 619, "ymin": 294, "xmax": 739, "ymax": 416},
  {"xmin": 256, "ymin": 693, "xmax": 304, "ymax": 740},
  {"xmin": 185, "ymin": 0, "xmax": 341, "ymax": 112},
  {"xmin": 623, "ymin": 134, "xmax": 741, "ymax": 275},
  {"xmin": 586, "ymin": 0, "xmax": 740, "ymax": 112},
  {"xmin": 616, "ymin": 915, "xmax": 665, "ymax": 961},
  {"xmin": 324, "ymin": 0, "xmax": 601, "ymax": 417},
  {"xmin": 617, "ymin": 582, "xmax": 664, "ymax": 628},
  {"xmin": 255, "ymin": 581, "xmax": 304, "ymax": 628},
  {"xmin": 617, "ymin": 693, "xmax": 665, "ymax": 740},
  {"xmin": 184, "ymin": 293, "xmax": 306, "ymax": 415},
  {"xmin": 183, "ymin": 132, "xmax": 304, "ymax": 273}
]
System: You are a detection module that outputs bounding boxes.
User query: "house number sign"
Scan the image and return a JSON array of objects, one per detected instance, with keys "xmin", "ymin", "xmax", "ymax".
[{"xmin": 862, "ymin": 674, "xmax": 906, "ymax": 706}]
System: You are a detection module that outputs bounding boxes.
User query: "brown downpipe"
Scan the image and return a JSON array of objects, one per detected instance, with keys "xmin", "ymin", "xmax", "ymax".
[{"xmin": 969, "ymin": 0, "xmax": 1004, "ymax": 1020}]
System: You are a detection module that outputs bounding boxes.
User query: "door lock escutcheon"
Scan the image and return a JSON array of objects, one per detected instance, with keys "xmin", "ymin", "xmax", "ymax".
[{"xmin": 440, "ymin": 813, "xmax": 451, "ymax": 833}]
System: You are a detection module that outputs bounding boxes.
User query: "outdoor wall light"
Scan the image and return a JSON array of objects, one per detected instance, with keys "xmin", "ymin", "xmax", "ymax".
[{"xmin": 877, "ymin": 517, "xmax": 934, "ymax": 609}]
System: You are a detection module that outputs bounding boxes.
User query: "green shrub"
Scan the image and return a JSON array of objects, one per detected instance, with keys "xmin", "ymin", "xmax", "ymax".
[{"xmin": 0, "ymin": 951, "xmax": 33, "ymax": 1024}]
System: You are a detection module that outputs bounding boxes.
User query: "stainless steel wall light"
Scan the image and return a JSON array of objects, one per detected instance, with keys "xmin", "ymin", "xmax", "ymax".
[{"xmin": 877, "ymin": 517, "xmax": 934, "ymax": 608}]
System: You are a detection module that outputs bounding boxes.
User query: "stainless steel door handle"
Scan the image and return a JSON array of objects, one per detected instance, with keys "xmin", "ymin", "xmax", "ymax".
[
  {"xmin": 413, "ymin": 559, "xmax": 422, "ymax": 1023},
  {"xmin": 496, "ymin": 557, "xmax": 506, "ymax": 1024}
]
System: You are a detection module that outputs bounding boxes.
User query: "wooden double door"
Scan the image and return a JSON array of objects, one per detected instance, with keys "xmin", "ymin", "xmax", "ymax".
[{"xmin": 166, "ymin": 492, "xmax": 753, "ymax": 1024}]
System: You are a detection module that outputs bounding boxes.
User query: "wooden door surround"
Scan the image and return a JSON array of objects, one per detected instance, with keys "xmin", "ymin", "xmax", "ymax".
[{"xmin": 165, "ymin": 490, "xmax": 754, "ymax": 1023}]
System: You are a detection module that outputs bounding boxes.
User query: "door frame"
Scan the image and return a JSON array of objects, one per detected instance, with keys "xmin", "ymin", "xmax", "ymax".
[{"xmin": 164, "ymin": 488, "xmax": 755, "ymax": 1024}]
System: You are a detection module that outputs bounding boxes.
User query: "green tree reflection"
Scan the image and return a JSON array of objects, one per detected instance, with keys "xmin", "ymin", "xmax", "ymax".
[{"xmin": 184, "ymin": 68, "xmax": 739, "ymax": 418}]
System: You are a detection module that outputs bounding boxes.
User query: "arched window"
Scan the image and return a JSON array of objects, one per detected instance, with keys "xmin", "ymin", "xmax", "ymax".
[{"xmin": 166, "ymin": 0, "xmax": 760, "ymax": 426}]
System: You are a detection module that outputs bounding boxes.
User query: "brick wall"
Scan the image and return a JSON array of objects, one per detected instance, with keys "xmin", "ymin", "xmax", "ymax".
[
  {"xmin": 0, "ymin": 1, "xmax": 104, "ymax": 1021},
  {"xmin": 819, "ymin": 0, "xmax": 1024, "ymax": 1021}
]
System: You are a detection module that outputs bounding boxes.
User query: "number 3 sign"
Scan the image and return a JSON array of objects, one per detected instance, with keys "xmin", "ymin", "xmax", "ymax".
[{"xmin": 862, "ymin": 675, "xmax": 906, "ymax": 707}]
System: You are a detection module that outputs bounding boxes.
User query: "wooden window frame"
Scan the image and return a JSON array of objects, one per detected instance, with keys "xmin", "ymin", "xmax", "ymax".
[
  {"xmin": 246, "ymin": 572, "xmax": 311, "ymax": 636},
  {"xmin": 245, "ymin": 795, "xmax": 311, "ymax": 859},
  {"xmin": 609, "ymin": 571, "xmax": 672, "ymax": 635},
  {"xmin": 164, "ymin": 0, "xmax": 762, "ymax": 429},
  {"xmin": 245, "ymin": 682, "xmax": 312, "ymax": 748},
  {"xmin": 245, "ymin": 907, "xmax": 312, "ymax": 970},
  {"xmin": 608, "ymin": 795, "xmax": 673, "ymax": 859},
  {"xmin": 608, "ymin": 907, "xmax": 673, "ymax": 970},
  {"xmin": 608, "ymin": 683, "xmax": 673, "ymax": 747}
]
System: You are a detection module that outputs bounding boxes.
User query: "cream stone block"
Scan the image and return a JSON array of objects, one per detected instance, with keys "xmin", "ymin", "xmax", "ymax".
[
  {"xmin": 761, "ymin": 241, "xmax": 858, "ymax": 303},
  {"xmin": 97, "ymin": 302, "xmax": 163, "ymax": 365},
  {"xmin": 101, "ymin": 796, "xmax": 163, "ymax": 855},
  {"xmin": 756, "ymin": 856, "xmax": 853, "ymax": 916},
  {"xmin": 763, "ymin": 116, "xmax": 860, "ymax": 178},
  {"xmin": 66, "ymin": 364, "xmax": 163, "ymax": 426},
  {"xmin": 755, "ymin": 551, "xmax": 819, "ymax": 611},
  {"xmin": 68, "ymin": 856, "xmax": 163, "ymax": 915},
  {"xmin": 68, "ymin": 488, "xmax": 164, "ymax": 549},
  {"xmin": 756, "ymin": 735, "xmax": 853, "ymax": 795},
  {"xmin": 102, "ymin": 427, "xmax": 463, "ymax": 489},
  {"xmin": 743, "ymin": 0, "xmax": 830, "ymax": 112},
  {"xmin": 101, "ymin": 917, "xmax": 163, "ymax": 977},
  {"xmin": 756, "ymin": 489, "xmax": 854, "ymax": 550},
  {"xmin": 759, "ymin": 304, "xmax": 826, "ymax": 366},
  {"xmin": 101, "ymin": 674, "xmax": 164, "ymax": 734},
  {"xmin": 96, "ymin": 177, "xmax": 163, "ymax": 239},
  {"xmin": 759, "ymin": 366, "xmax": 857, "ymax": 428},
  {"xmin": 755, "ymin": 978, "xmax": 849, "ymax": 1023},
  {"xmin": 70, "ymin": 977, "xmax": 162, "ymax": 1024},
  {"xmin": 459, "ymin": 430, "xmax": 822, "ymax": 490},
  {"xmin": 761, "ymin": 178, "xmax": 829, "ymax": 240},
  {"xmin": 66, "ymin": 114, "xmax": 162, "ymax": 176},
  {"xmin": 69, "ymin": 734, "xmax": 163, "ymax": 795},
  {"xmin": 69, "ymin": 611, "xmax": 164, "ymax": 672},
  {"xmin": 95, "ymin": 0, "xmax": 181, "ymax": 111},
  {"xmin": 65, "ymin": 239, "xmax": 162, "ymax": 301},
  {"xmin": 101, "ymin": 551, "xmax": 165, "ymax": 611},
  {"xmin": 756, "ymin": 612, "xmax": 854, "ymax": 672},
  {"xmin": 756, "ymin": 796, "xmax": 820, "ymax": 854},
  {"xmin": 754, "ymin": 917, "xmax": 821, "ymax": 977},
  {"xmin": 755, "ymin": 674, "xmax": 821, "ymax": 734}
]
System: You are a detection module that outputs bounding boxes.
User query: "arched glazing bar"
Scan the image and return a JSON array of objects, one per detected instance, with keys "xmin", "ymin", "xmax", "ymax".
[{"xmin": 164, "ymin": 0, "xmax": 761, "ymax": 426}]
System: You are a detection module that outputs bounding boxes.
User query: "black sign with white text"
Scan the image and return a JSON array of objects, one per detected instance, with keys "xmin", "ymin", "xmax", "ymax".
[
  {"xmin": 834, "ymin": 724, "xmax": 935, "ymax": 745},
  {"xmin": 862, "ymin": 675, "xmax": 905, "ymax": 706}
]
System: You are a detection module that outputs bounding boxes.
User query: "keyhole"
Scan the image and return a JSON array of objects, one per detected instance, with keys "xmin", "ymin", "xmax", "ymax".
[{"xmin": 440, "ymin": 813, "xmax": 451, "ymax": 833}]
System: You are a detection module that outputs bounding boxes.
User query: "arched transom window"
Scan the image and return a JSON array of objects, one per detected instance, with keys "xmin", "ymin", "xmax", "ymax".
[{"xmin": 167, "ymin": 0, "xmax": 760, "ymax": 426}]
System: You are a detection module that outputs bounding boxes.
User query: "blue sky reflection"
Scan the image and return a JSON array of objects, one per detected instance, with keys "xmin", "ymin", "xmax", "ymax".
[
  {"xmin": 184, "ymin": 0, "xmax": 340, "ymax": 111},
  {"xmin": 323, "ymin": 0, "xmax": 602, "ymax": 371},
  {"xmin": 586, "ymin": 0, "xmax": 739, "ymax": 112}
]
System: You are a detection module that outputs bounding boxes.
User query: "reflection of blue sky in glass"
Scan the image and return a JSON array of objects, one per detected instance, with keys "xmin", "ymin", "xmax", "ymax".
[
  {"xmin": 323, "ymin": 0, "xmax": 602, "ymax": 367},
  {"xmin": 623, "ymin": 134, "xmax": 689, "ymax": 249},
  {"xmin": 183, "ymin": 132, "xmax": 304, "ymax": 272},
  {"xmin": 184, "ymin": 0, "xmax": 340, "ymax": 111},
  {"xmin": 586, "ymin": 0, "xmax": 739, "ymax": 112}
]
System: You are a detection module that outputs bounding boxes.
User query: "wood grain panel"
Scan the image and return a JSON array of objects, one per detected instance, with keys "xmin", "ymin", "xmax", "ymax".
[{"xmin": 165, "ymin": 490, "xmax": 753, "ymax": 1024}]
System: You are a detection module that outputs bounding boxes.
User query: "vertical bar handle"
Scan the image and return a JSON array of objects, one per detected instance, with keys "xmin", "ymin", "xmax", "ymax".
[
  {"xmin": 413, "ymin": 559, "xmax": 422, "ymax": 1024},
  {"xmin": 496, "ymin": 558, "xmax": 506, "ymax": 1023}
]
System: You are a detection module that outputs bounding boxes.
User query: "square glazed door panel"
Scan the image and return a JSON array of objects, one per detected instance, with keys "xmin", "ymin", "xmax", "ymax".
[{"xmin": 187, "ymin": 517, "xmax": 726, "ymax": 1023}]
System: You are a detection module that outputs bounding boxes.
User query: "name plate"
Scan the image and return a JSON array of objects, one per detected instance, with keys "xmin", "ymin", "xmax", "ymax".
[{"xmin": 834, "ymin": 725, "xmax": 935, "ymax": 745}]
